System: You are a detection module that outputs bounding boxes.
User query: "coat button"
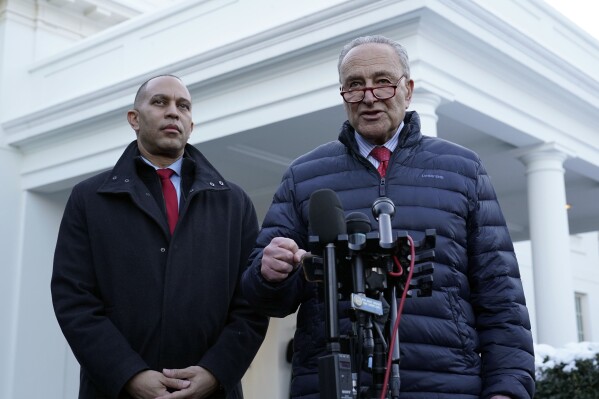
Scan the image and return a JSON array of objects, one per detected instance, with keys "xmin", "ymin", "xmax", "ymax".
[
  {"xmin": 218, "ymin": 181, "xmax": 224, "ymax": 185},
  {"xmin": 209, "ymin": 182, "xmax": 215, "ymax": 186},
  {"xmin": 112, "ymin": 176, "xmax": 117, "ymax": 180},
  {"xmin": 124, "ymin": 179, "xmax": 130, "ymax": 183},
  {"xmin": 160, "ymin": 248, "xmax": 166, "ymax": 253}
]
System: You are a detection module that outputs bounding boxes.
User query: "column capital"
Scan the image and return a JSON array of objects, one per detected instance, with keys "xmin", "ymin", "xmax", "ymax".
[
  {"xmin": 411, "ymin": 88, "xmax": 444, "ymax": 109},
  {"xmin": 513, "ymin": 142, "xmax": 576, "ymax": 166},
  {"xmin": 412, "ymin": 79, "xmax": 455, "ymax": 103},
  {"xmin": 410, "ymin": 88, "xmax": 446, "ymax": 137}
]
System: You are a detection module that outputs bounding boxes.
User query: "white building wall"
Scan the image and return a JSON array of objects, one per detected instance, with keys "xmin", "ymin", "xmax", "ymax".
[
  {"xmin": 10, "ymin": 190, "xmax": 70, "ymax": 398},
  {"xmin": 514, "ymin": 232, "xmax": 599, "ymax": 343},
  {"xmin": 2, "ymin": 1, "xmax": 599, "ymax": 398},
  {"xmin": 571, "ymin": 233, "xmax": 599, "ymax": 340},
  {"xmin": 0, "ymin": 147, "xmax": 23, "ymax": 399}
]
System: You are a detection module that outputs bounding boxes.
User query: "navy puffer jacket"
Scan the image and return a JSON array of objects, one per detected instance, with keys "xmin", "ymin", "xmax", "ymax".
[{"xmin": 242, "ymin": 111, "xmax": 535, "ymax": 399}]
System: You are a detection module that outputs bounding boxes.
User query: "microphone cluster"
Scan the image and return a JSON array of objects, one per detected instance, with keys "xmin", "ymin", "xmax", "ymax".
[
  {"xmin": 305, "ymin": 189, "xmax": 435, "ymax": 301},
  {"xmin": 305, "ymin": 188, "xmax": 436, "ymax": 399}
]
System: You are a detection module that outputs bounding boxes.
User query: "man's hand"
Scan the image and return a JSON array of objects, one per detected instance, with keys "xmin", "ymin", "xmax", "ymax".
[
  {"xmin": 261, "ymin": 237, "xmax": 307, "ymax": 282},
  {"xmin": 154, "ymin": 366, "xmax": 219, "ymax": 399},
  {"xmin": 125, "ymin": 370, "xmax": 190, "ymax": 399}
]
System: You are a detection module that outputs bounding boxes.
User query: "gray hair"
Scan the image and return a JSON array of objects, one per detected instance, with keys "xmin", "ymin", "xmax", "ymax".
[{"xmin": 337, "ymin": 35, "xmax": 410, "ymax": 79}]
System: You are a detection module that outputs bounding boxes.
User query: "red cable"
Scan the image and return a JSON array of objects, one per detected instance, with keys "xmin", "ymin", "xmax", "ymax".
[
  {"xmin": 388, "ymin": 255, "xmax": 403, "ymax": 277},
  {"xmin": 380, "ymin": 235, "xmax": 415, "ymax": 399}
]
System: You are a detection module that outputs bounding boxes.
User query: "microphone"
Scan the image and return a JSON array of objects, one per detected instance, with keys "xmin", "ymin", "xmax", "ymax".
[
  {"xmin": 346, "ymin": 212, "xmax": 371, "ymax": 236},
  {"xmin": 309, "ymin": 189, "xmax": 353, "ymax": 399},
  {"xmin": 345, "ymin": 212, "xmax": 375, "ymax": 378},
  {"xmin": 308, "ymin": 188, "xmax": 346, "ymax": 342},
  {"xmin": 372, "ymin": 197, "xmax": 396, "ymax": 249},
  {"xmin": 345, "ymin": 212, "xmax": 371, "ymax": 294},
  {"xmin": 309, "ymin": 188, "xmax": 347, "ymax": 243}
]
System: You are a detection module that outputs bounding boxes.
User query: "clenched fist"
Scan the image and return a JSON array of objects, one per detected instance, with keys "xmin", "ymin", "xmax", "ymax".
[{"xmin": 261, "ymin": 237, "xmax": 307, "ymax": 282}]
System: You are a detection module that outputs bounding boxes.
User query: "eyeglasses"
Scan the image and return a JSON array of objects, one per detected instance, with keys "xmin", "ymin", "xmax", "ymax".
[{"xmin": 340, "ymin": 76, "xmax": 407, "ymax": 104}]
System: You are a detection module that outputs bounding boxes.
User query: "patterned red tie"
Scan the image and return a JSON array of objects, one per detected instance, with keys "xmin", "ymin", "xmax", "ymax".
[
  {"xmin": 370, "ymin": 146, "xmax": 391, "ymax": 177},
  {"xmin": 156, "ymin": 168, "xmax": 178, "ymax": 234}
]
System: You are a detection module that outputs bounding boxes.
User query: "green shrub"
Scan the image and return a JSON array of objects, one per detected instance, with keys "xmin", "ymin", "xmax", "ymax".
[{"xmin": 535, "ymin": 342, "xmax": 599, "ymax": 399}]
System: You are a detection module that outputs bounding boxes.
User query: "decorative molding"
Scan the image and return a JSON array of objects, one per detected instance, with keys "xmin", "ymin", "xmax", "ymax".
[
  {"xmin": 2, "ymin": 0, "xmax": 407, "ymax": 149},
  {"xmin": 513, "ymin": 142, "xmax": 577, "ymax": 168},
  {"xmin": 227, "ymin": 144, "xmax": 293, "ymax": 167},
  {"xmin": 2, "ymin": 0, "xmax": 599, "ymax": 176}
]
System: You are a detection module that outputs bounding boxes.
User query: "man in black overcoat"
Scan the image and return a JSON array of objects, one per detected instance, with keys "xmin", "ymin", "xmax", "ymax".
[{"xmin": 52, "ymin": 75, "xmax": 268, "ymax": 399}]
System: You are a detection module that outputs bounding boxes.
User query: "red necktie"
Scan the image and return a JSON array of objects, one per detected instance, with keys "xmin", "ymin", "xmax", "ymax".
[
  {"xmin": 370, "ymin": 146, "xmax": 391, "ymax": 177},
  {"xmin": 156, "ymin": 168, "xmax": 178, "ymax": 234}
]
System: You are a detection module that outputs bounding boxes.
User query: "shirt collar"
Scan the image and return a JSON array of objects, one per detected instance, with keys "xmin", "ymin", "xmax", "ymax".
[
  {"xmin": 355, "ymin": 121, "xmax": 404, "ymax": 159},
  {"xmin": 141, "ymin": 156, "xmax": 183, "ymax": 176}
]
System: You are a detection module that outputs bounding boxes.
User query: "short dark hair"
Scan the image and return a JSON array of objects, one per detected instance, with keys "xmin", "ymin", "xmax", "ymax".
[
  {"xmin": 338, "ymin": 35, "xmax": 410, "ymax": 80},
  {"xmin": 133, "ymin": 74, "xmax": 182, "ymax": 108}
]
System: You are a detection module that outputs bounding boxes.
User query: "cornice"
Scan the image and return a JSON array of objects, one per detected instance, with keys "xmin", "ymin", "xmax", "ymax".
[
  {"xmin": 3, "ymin": 0, "xmax": 599, "ymax": 156},
  {"xmin": 2, "ymin": 0, "xmax": 414, "ymax": 150},
  {"xmin": 513, "ymin": 142, "xmax": 577, "ymax": 164},
  {"xmin": 434, "ymin": 0, "xmax": 599, "ymax": 102}
]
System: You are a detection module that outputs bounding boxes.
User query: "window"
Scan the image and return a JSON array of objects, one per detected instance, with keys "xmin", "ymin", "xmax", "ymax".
[{"xmin": 575, "ymin": 292, "xmax": 589, "ymax": 342}]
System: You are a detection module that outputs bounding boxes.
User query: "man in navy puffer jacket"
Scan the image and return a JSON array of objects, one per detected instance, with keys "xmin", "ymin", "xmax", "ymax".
[{"xmin": 242, "ymin": 35, "xmax": 535, "ymax": 399}]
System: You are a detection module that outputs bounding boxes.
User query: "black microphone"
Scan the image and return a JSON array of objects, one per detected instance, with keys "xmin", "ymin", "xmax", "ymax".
[
  {"xmin": 309, "ymin": 189, "xmax": 353, "ymax": 399},
  {"xmin": 309, "ymin": 188, "xmax": 347, "ymax": 243},
  {"xmin": 345, "ymin": 212, "xmax": 371, "ymax": 294},
  {"xmin": 372, "ymin": 199, "xmax": 400, "ymax": 396},
  {"xmin": 308, "ymin": 188, "xmax": 346, "ymax": 342},
  {"xmin": 346, "ymin": 212, "xmax": 371, "ymax": 236},
  {"xmin": 372, "ymin": 197, "xmax": 396, "ymax": 249},
  {"xmin": 345, "ymin": 212, "xmax": 374, "ymax": 382}
]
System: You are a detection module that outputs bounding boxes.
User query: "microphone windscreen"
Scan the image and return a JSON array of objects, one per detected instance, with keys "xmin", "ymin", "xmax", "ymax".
[
  {"xmin": 309, "ymin": 189, "xmax": 347, "ymax": 243},
  {"xmin": 372, "ymin": 197, "xmax": 395, "ymax": 219},
  {"xmin": 346, "ymin": 212, "xmax": 372, "ymax": 234}
]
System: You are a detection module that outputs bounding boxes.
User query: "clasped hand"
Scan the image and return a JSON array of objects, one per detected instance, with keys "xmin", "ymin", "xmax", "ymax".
[{"xmin": 125, "ymin": 366, "xmax": 218, "ymax": 399}]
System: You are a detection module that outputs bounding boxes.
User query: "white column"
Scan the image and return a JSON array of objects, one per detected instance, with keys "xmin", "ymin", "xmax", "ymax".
[
  {"xmin": 10, "ymin": 190, "xmax": 73, "ymax": 399},
  {"xmin": 0, "ymin": 146, "xmax": 22, "ymax": 399},
  {"xmin": 517, "ymin": 143, "xmax": 578, "ymax": 346},
  {"xmin": 410, "ymin": 89, "xmax": 442, "ymax": 137}
]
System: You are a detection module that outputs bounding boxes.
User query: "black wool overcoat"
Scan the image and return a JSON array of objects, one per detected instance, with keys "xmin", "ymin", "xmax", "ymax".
[{"xmin": 52, "ymin": 141, "xmax": 268, "ymax": 399}]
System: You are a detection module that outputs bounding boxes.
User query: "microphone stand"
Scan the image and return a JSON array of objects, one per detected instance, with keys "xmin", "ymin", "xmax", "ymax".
[
  {"xmin": 348, "ymin": 226, "xmax": 372, "ymax": 398},
  {"xmin": 308, "ymin": 195, "xmax": 436, "ymax": 399},
  {"xmin": 319, "ymin": 241, "xmax": 353, "ymax": 399},
  {"xmin": 324, "ymin": 243, "xmax": 340, "ymax": 347},
  {"xmin": 387, "ymin": 282, "xmax": 401, "ymax": 398},
  {"xmin": 367, "ymin": 257, "xmax": 394, "ymax": 399}
]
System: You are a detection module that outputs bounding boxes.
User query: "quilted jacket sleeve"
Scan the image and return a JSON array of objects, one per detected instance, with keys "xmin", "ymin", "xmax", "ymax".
[
  {"xmin": 242, "ymin": 167, "xmax": 309, "ymax": 318},
  {"xmin": 467, "ymin": 160, "xmax": 535, "ymax": 399}
]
